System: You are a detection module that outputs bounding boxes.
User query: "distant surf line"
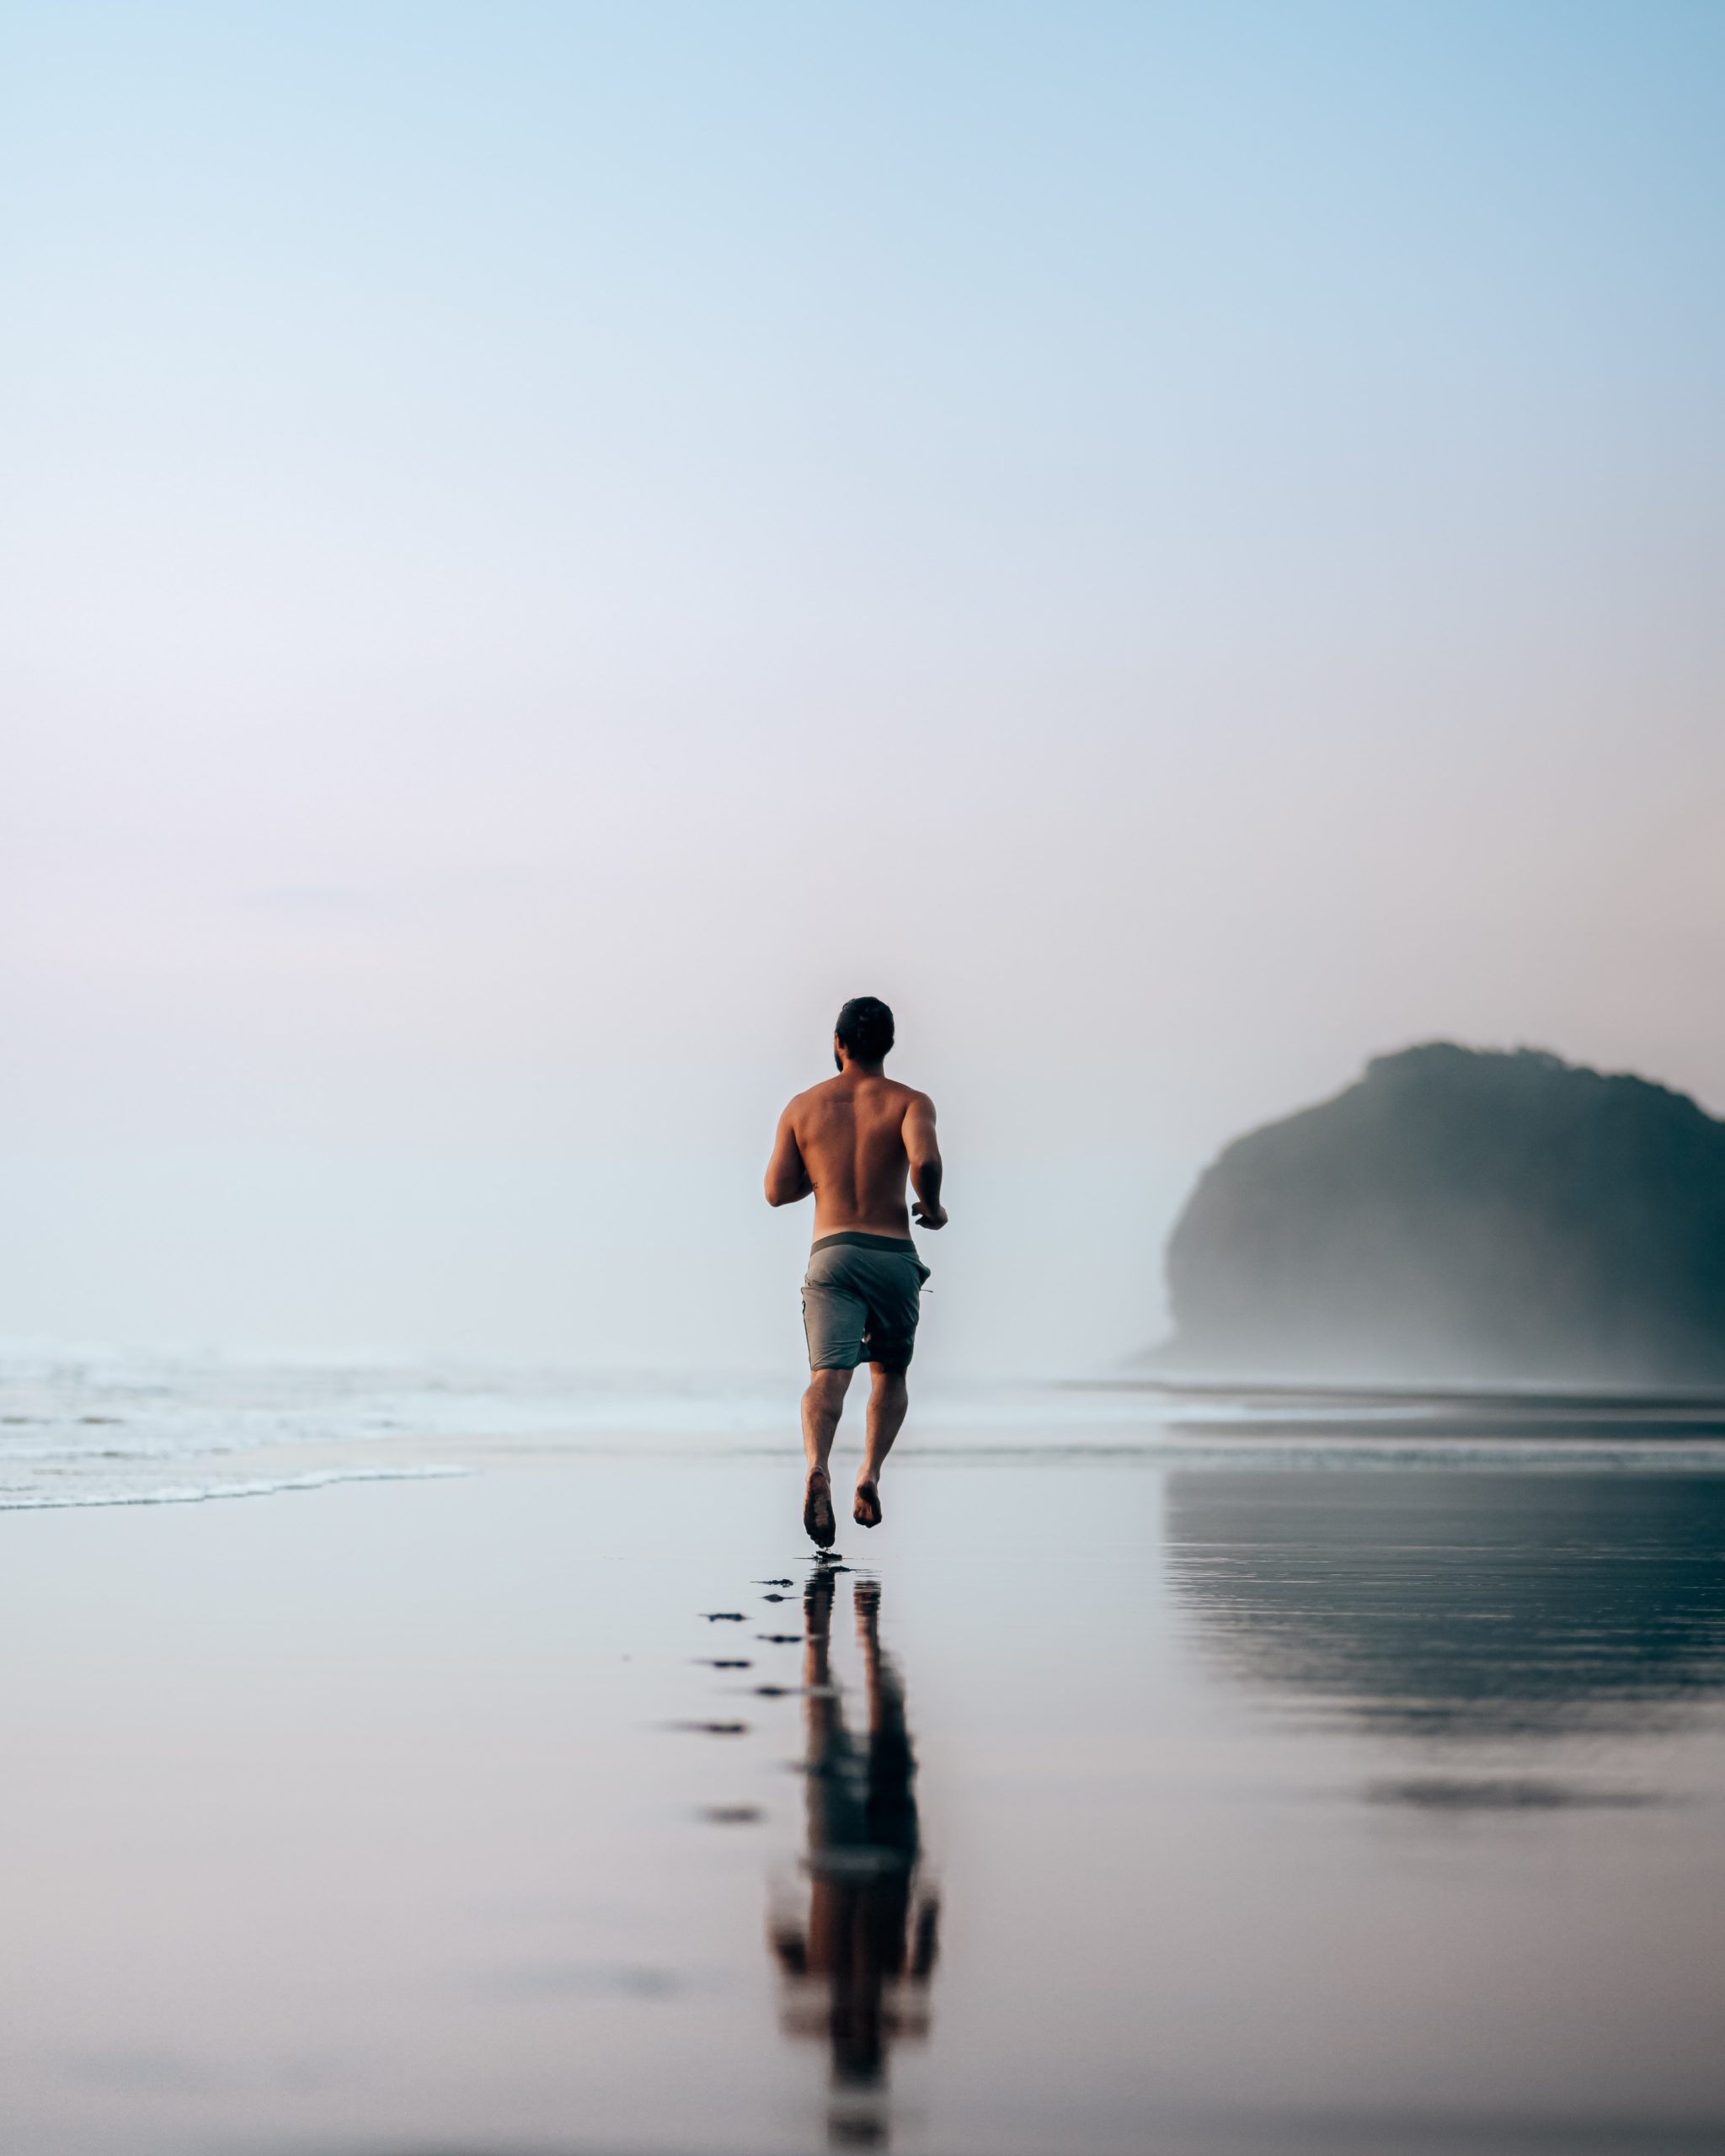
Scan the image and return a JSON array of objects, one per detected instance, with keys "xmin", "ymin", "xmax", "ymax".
[{"xmin": 0, "ymin": 1464, "xmax": 469, "ymax": 1512}]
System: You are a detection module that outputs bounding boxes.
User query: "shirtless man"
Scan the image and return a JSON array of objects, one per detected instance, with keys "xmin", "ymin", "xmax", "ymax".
[{"xmin": 765, "ymin": 996, "xmax": 947, "ymax": 1547}]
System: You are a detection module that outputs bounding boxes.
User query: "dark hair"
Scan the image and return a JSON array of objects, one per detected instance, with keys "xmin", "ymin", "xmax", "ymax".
[{"xmin": 836, "ymin": 995, "xmax": 895, "ymax": 1063}]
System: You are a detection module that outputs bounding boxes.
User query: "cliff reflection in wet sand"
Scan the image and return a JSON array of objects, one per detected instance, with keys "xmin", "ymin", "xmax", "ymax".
[
  {"xmin": 769, "ymin": 1564, "xmax": 938, "ymax": 2148},
  {"xmin": 1165, "ymin": 1469, "xmax": 1725, "ymax": 1767}
]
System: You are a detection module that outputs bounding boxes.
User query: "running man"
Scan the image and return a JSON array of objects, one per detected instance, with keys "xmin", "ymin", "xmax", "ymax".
[{"xmin": 764, "ymin": 997, "xmax": 947, "ymax": 1545}]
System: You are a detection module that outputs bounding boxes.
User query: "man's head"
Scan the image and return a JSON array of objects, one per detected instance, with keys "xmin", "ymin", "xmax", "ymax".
[{"xmin": 834, "ymin": 995, "xmax": 895, "ymax": 1070}]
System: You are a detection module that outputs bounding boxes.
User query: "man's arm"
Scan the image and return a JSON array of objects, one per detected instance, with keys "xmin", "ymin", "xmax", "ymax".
[
  {"xmin": 764, "ymin": 1102, "xmax": 814, "ymax": 1208},
  {"xmin": 905, "ymin": 1093, "xmax": 947, "ymax": 1230}
]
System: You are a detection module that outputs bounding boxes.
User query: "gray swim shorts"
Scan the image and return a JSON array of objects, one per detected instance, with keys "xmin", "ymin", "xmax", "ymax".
[{"xmin": 801, "ymin": 1232, "xmax": 931, "ymax": 1373}]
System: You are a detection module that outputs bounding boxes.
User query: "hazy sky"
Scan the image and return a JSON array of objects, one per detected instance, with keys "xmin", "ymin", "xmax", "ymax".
[{"xmin": 3, "ymin": 2, "xmax": 1722, "ymax": 1372}]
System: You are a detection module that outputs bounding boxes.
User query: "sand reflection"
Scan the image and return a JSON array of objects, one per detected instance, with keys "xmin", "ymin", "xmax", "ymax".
[
  {"xmin": 1166, "ymin": 1468, "xmax": 1725, "ymax": 1743},
  {"xmin": 769, "ymin": 1564, "xmax": 939, "ymax": 2148}
]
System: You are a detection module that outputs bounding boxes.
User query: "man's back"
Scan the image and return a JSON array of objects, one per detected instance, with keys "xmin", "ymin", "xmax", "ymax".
[{"xmin": 787, "ymin": 1071, "xmax": 932, "ymax": 1241}]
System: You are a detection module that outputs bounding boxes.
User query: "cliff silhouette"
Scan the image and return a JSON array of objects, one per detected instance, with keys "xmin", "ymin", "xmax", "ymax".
[{"xmin": 1160, "ymin": 1044, "xmax": 1725, "ymax": 1385}]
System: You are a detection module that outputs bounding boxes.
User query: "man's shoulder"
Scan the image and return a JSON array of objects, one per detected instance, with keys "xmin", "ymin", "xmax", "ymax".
[
  {"xmin": 785, "ymin": 1075, "xmax": 845, "ymax": 1117},
  {"xmin": 785, "ymin": 1074, "xmax": 932, "ymax": 1117},
  {"xmin": 869, "ymin": 1075, "xmax": 933, "ymax": 1120}
]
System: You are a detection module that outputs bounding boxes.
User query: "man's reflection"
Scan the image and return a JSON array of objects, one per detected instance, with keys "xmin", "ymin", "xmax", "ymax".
[{"xmin": 769, "ymin": 1566, "xmax": 938, "ymax": 2146}]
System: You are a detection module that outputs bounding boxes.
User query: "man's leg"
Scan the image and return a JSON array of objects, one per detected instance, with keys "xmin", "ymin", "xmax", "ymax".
[
  {"xmin": 802, "ymin": 1367, "xmax": 852, "ymax": 1546},
  {"xmin": 854, "ymin": 1365, "xmax": 908, "ymax": 1527}
]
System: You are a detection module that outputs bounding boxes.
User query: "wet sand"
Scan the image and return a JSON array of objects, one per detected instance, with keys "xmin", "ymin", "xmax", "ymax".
[{"xmin": 1, "ymin": 1447, "xmax": 1722, "ymax": 2153}]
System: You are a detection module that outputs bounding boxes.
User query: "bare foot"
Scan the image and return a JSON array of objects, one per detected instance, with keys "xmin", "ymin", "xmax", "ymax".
[
  {"xmin": 853, "ymin": 1477, "xmax": 882, "ymax": 1529},
  {"xmin": 803, "ymin": 1470, "xmax": 836, "ymax": 1548}
]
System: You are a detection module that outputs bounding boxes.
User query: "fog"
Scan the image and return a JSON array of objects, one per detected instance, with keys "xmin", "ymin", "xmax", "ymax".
[{"xmin": 3, "ymin": 3, "xmax": 1722, "ymax": 1373}]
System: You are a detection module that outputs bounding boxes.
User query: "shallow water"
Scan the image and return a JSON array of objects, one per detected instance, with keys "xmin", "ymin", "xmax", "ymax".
[
  {"xmin": 5, "ymin": 1351, "xmax": 1724, "ymax": 1509},
  {"xmin": 0, "ymin": 1385, "xmax": 1720, "ymax": 2153}
]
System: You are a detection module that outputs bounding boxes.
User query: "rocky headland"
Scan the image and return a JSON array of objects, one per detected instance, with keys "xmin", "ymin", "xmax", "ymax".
[{"xmin": 1159, "ymin": 1043, "xmax": 1725, "ymax": 1385}]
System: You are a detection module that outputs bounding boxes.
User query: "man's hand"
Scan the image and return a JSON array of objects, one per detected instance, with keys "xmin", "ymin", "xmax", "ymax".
[{"xmin": 905, "ymin": 1093, "xmax": 944, "ymax": 1230}]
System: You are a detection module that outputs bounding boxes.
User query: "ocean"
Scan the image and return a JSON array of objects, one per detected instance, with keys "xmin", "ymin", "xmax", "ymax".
[{"xmin": 6, "ymin": 1349, "xmax": 1725, "ymax": 1510}]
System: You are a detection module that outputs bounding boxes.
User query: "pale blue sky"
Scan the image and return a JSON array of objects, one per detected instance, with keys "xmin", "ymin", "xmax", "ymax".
[{"xmin": 3, "ymin": 3, "xmax": 1722, "ymax": 1367}]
